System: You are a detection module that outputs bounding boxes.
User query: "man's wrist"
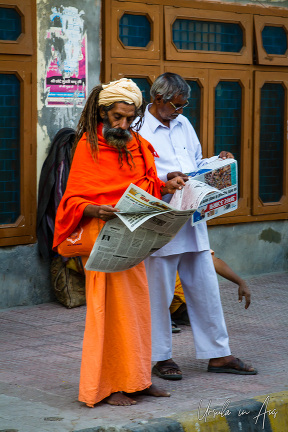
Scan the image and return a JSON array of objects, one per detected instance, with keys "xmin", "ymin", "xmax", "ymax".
[
  {"xmin": 84, "ymin": 204, "xmax": 100, "ymax": 218},
  {"xmin": 160, "ymin": 185, "xmax": 168, "ymax": 195}
]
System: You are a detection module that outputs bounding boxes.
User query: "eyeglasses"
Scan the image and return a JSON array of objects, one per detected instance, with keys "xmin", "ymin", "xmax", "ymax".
[{"xmin": 169, "ymin": 101, "xmax": 189, "ymax": 112}]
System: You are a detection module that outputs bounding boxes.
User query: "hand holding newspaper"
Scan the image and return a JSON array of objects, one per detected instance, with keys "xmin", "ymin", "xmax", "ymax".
[{"xmin": 85, "ymin": 159, "xmax": 238, "ymax": 272}]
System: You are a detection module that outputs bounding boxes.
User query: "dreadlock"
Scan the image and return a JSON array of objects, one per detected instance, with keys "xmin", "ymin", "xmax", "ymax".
[
  {"xmin": 120, "ymin": 100, "xmax": 146, "ymax": 169},
  {"xmin": 71, "ymin": 85, "xmax": 103, "ymax": 160},
  {"xmin": 129, "ymin": 99, "xmax": 148, "ymax": 166}
]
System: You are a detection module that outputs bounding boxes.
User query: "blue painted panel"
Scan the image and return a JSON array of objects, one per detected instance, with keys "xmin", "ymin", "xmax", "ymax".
[
  {"xmin": 259, "ymin": 83, "xmax": 284, "ymax": 203},
  {"xmin": 0, "ymin": 74, "xmax": 20, "ymax": 224},
  {"xmin": 184, "ymin": 80, "xmax": 201, "ymax": 139},
  {"xmin": 173, "ymin": 19, "xmax": 243, "ymax": 52},
  {"xmin": 262, "ymin": 26, "xmax": 287, "ymax": 55},
  {"xmin": 119, "ymin": 14, "xmax": 151, "ymax": 47},
  {"xmin": 0, "ymin": 7, "xmax": 21, "ymax": 41},
  {"xmin": 214, "ymin": 81, "xmax": 242, "ymax": 174},
  {"xmin": 131, "ymin": 78, "xmax": 151, "ymax": 104}
]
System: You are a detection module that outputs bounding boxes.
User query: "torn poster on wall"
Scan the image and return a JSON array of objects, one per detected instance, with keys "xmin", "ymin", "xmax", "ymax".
[{"xmin": 45, "ymin": 6, "xmax": 87, "ymax": 107}]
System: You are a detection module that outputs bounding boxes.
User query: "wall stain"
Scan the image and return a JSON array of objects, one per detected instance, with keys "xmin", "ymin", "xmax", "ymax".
[{"xmin": 259, "ymin": 228, "xmax": 281, "ymax": 244}]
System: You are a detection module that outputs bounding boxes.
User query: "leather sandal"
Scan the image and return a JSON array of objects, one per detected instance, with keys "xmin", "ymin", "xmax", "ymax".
[
  {"xmin": 208, "ymin": 357, "xmax": 257, "ymax": 375},
  {"xmin": 152, "ymin": 360, "xmax": 182, "ymax": 380}
]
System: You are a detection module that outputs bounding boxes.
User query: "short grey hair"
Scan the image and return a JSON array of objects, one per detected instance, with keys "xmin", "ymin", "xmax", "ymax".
[{"xmin": 150, "ymin": 72, "xmax": 191, "ymax": 103}]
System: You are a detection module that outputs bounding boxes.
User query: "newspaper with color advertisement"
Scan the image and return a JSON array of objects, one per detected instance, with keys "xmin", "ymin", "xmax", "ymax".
[{"xmin": 172, "ymin": 158, "xmax": 238, "ymax": 226}]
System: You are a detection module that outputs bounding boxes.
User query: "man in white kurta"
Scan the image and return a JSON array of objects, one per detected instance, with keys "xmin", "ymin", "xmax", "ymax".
[{"xmin": 137, "ymin": 72, "xmax": 256, "ymax": 379}]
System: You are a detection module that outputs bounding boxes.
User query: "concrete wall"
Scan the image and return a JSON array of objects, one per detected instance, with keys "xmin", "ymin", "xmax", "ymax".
[
  {"xmin": 209, "ymin": 220, "xmax": 288, "ymax": 279},
  {"xmin": 0, "ymin": 244, "xmax": 52, "ymax": 309}
]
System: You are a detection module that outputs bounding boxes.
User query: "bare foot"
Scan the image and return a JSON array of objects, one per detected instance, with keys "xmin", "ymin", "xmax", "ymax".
[
  {"xmin": 140, "ymin": 384, "xmax": 171, "ymax": 397},
  {"xmin": 105, "ymin": 392, "xmax": 137, "ymax": 406},
  {"xmin": 128, "ymin": 384, "xmax": 171, "ymax": 398}
]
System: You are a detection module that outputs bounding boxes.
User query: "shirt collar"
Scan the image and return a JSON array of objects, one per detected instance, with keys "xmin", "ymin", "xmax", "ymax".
[{"xmin": 145, "ymin": 104, "xmax": 183, "ymax": 133}]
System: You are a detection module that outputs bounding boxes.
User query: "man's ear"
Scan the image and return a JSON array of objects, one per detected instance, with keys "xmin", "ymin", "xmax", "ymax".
[
  {"xmin": 99, "ymin": 106, "xmax": 105, "ymax": 119},
  {"xmin": 155, "ymin": 94, "xmax": 163, "ymax": 105}
]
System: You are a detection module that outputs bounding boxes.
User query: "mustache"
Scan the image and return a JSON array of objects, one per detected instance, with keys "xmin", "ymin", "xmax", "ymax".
[
  {"xmin": 102, "ymin": 123, "xmax": 132, "ymax": 148},
  {"xmin": 102, "ymin": 116, "xmax": 135, "ymax": 168}
]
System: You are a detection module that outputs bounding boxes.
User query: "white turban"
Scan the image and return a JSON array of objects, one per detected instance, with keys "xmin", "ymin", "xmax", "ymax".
[{"xmin": 98, "ymin": 78, "xmax": 142, "ymax": 109}]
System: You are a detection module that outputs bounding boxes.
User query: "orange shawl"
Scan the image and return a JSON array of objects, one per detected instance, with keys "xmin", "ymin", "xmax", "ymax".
[{"xmin": 53, "ymin": 125, "xmax": 165, "ymax": 248}]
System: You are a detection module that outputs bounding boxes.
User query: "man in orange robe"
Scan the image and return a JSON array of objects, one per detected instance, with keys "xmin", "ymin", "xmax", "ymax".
[{"xmin": 53, "ymin": 78, "xmax": 185, "ymax": 407}]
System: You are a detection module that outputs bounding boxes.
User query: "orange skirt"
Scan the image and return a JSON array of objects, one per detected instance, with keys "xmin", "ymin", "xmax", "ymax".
[{"xmin": 79, "ymin": 258, "xmax": 152, "ymax": 406}]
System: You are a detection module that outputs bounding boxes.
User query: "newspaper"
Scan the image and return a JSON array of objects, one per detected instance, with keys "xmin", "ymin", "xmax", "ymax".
[
  {"xmin": 176, "ymin": 158, "xmax": 238, "ymax": 226},
  {"xmin": 85, "ymin": 180, "xmax": 220, "ymax": 272},
  {"xmin": 85, "ymin": 159, "xmax": 238, "ymax": 272}
]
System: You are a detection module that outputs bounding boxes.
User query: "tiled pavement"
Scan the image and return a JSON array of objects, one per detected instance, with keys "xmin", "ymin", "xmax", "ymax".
[{"xmin": 0, "ymin": 272, "xmax": 288, "ymax": 431}]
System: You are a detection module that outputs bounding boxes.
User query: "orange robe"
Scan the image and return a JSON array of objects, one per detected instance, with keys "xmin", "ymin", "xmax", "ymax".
[
  {"xmin": 53, "ymin": 125, "xmax": 165, "ymax": 406},
  {"xmin": 53, "ymin": 126, "xmax": 163, "ymax": 249},
  {"xmin": 80, "ymin": 257, "xmax": 151, "ymax": 405}
]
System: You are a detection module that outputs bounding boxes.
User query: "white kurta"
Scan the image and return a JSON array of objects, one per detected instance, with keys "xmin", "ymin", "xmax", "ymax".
[
  {"xmin": 138, "ymin": 106, "xmax": 218, "ymax": 256},
  {"xmin": 138, "ymin": 105, "xmax": 231, "ymax": 361}
]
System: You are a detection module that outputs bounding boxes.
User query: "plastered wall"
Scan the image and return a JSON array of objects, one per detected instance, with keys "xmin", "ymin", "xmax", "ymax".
[{"xmin": 36, "ymin": 0, "xmax": 101, "ymax": 185}]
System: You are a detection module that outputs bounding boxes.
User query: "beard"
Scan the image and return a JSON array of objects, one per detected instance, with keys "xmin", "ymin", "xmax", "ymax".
[
  {"xmin": 102, "ymin": 116, "xmax": 132, "ymax": 149},
  {"xmin": 102, "ymin": 115, "xmax": 134, "ymax": 168}
]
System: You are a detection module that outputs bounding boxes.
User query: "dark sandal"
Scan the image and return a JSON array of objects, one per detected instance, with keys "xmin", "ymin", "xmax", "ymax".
[
  {"xmin": 171, "ymin": 320, "xmax": 181, "ymax": 334},
  {"xmin": 208, "ymin": 357, "xmax": 257, "ymax": 375},
  {"xmin": 152, "ymin": 360, "xmax": 183, "ymax": 380}
]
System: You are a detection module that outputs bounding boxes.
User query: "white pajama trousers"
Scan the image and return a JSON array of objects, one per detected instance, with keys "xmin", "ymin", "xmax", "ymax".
[{"xmin": 144, "ymin": 250, "xmax": 231, "ymax": 361}]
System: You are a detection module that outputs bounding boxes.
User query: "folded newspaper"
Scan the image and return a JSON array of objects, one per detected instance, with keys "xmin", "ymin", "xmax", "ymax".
[{"xmin": 85, "ymin": 158, "xmax": 238, "ymax": 272}]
